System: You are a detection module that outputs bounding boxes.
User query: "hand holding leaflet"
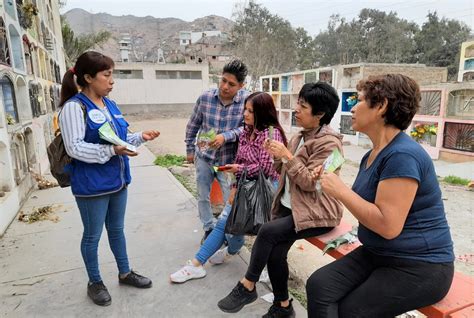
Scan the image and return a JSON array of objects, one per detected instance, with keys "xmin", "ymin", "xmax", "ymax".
[
  {"xmin": 316, "ymin": 149, "xmax": 344, "ymax": 195},
  {"xmin": 197, "ymin": 129, "xmax": 216, "ymax": 151},
  {"xmin": 323, "ymin": 149, "xmax": 345, "ymax": 173},
  {"xmin": 99, "ymin": 122, "xmax": 137, "ymax": 153}
]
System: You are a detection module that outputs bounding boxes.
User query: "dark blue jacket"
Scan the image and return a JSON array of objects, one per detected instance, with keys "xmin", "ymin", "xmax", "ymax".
[{"xmin": 68, "ymin": 93, "xmax": 131, "ymax": 197}]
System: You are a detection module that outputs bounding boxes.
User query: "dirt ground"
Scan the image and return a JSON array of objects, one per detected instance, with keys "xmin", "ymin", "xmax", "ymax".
[{"xmin": 128, "ymin": 114, "xmax": 473, "ymax": 285}]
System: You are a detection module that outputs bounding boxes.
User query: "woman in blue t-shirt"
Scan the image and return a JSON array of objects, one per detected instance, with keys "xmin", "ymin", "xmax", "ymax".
[{"xmin": 306, "ymin": 74, "xmax": 454, "ymax": 317}]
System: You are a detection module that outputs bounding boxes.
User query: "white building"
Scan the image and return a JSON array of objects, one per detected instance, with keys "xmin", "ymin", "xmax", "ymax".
[
  {"xmin": 179, "ymin": 30, "xmax": 223, "ymax": 47},
  {"xmin": 119, "ymin": 34, "xmax": 132, "ymax": 62},
  {"xmin": 110, "ymin": 62, "xmax": 209, "ymax": 115},
  {"xmin": 0, "ymin": 0, "xmax": 66, "ymax": 235},
  {"xmin": 457, "ymin": 40, "xmax": 474, "ymax": 82}
]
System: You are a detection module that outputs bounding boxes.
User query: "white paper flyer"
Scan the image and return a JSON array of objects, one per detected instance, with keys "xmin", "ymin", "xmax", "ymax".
[{"xmin": 99, "ymin": 122, "xmax": 137, "ymax": 152}]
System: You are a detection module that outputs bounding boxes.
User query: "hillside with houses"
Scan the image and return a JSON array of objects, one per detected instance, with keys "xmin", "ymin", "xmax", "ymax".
[{"xmin": 63, "ymin": 8, "xmax": 233, "ymax": 66}]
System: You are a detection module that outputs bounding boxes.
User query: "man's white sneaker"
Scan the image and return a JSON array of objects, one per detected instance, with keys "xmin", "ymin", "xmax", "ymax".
[
  {"xmin": 169, "ymin": 260, "xmax": 206, "ymax": 283},
  {"xmin": 209, "ymin": 247, "xmax": 234, "ymax": 265}
]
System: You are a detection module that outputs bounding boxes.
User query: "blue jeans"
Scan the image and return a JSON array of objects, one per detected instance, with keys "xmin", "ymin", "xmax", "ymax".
[
  {"xmin": 195, "ymin": 155, "xmax": 231, "ymax": 231},
  {"xmin": 195, "ymin": 202, "xmax": 244, "ymax": 264},
  {"xmin": 75, "ymin": 187, "xmax": 130, "ymax": 283},
  {"xmin": 195, "ymin": 180, "xmax": 279, "ymax": 265}
]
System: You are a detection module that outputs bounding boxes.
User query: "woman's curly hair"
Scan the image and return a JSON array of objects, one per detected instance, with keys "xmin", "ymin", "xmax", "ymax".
[{"xmin": 356, "ymin": 74, "xmax": 421, "ymax": 130}]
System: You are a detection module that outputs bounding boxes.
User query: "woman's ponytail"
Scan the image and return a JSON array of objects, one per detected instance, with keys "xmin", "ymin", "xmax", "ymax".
[{"xmin": 59, "ymin": 68, "xmax": 78, "ymax": 108}]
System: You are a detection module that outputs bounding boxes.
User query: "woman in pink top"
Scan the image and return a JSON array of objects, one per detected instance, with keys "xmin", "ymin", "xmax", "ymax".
[{"xmin": 170, "ymin": 92, "xmax": 287, "ymax": 284}]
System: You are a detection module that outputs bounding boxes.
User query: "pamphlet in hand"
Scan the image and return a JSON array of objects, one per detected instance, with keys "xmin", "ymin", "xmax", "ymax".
[
  {"xmin": 323, "ymin": 149, "xmax": 345, "ymax": 173},
  {"xmin": 197, "ymin": 128, "xmax": 216, "ymax": 151},
  {"xmin": 99, "ymin": 122, "xmax": 137, "ymax": 153},
  {"xmin": 316, "ymin": 149, "xmax": 345, "ymax": 194}
]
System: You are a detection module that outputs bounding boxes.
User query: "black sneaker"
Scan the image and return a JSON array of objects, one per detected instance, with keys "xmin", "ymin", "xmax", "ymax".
[
  {"xmin": 218, "ymin": 281, "xmax": 258, "ymax": 313},
  {"xmin": 262, "ymin": 299, "xmax": 296, "ymax": 318},
  {"xmin": 119, "ymin": 270, "xmax": 153, "ymax": 288},
  {"xmin": 200, "ymin": 229, "xmax": 213, "ymax": 245},
  {"xmin": 87, "ymin": 281, "xmax": 111, "ymax": 306}
]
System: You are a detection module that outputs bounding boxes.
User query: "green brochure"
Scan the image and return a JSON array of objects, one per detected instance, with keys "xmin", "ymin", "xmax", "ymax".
[
  {"xmin": 323, "ymin": 149, "xmax": 345, "ymax": 173},
  {"xmin": 99, "ymin": 122, "xmax": 137, "ymax": 152},
  {"xmin": 197, "ymin": 128, "xmax": 216, "ymax": 143},
  {"xmin": 197, "ymin": 128, "xmax": 216, "ymax": 151},
  {"xmin": 316, "ymin": 149, "xmax": 345, "ymax": 194}
]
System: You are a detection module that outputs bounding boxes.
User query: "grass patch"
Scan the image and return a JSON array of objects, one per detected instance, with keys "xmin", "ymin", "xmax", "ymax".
[
  {"xmin": 154, "ymin": 154, "xmax": 186, "ymax": 167},
  {"xmin": 289, "ymin": 287, "xmax": 307, "ymax": 309},
  {"xmin": 172, "ymin": 173, "xmax": 198, "ymax": 198},
  {"xmin": 442, "ymin": 175, "xmax": 470, "ymax": 186}
]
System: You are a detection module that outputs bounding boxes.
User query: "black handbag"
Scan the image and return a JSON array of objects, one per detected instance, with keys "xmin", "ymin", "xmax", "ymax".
[{"xmin": 225, "ymin": 168, "xmax": 274, "ymax": 235}]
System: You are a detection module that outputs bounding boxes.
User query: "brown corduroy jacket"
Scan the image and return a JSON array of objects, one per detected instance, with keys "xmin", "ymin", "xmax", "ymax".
[{"xmin": 271, "ymin": 125, "xmax": 344, "ymax": 232}]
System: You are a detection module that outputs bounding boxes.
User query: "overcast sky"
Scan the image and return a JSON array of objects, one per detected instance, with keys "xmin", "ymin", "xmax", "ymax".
[{"xmin": 62, "ymin": 0, "xmax": 473, "ymax": 36}]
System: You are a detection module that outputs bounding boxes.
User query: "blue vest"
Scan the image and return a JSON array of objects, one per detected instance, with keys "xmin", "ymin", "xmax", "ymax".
[{"xmin": 68, "ymin": 93, "xmax": 131, "ymax": 197}]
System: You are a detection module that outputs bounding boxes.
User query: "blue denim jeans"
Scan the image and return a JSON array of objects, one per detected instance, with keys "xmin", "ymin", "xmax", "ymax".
[
  {"xmin": 195, "ymin": 202, "xmax": 244, "ymax": 264},
  {"xmin": 195, "ymin": 180, "xmax": 279, "ymax": 265},
  {"xmin": 75, "ymin": 187, "xmax": 130, "ymax": 283},
  {"xmin": 195, "ymin": 155, "xmax": 231, "ymax": 231}
]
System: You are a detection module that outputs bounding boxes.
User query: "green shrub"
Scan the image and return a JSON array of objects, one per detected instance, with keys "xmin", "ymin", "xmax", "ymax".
[
  {"xmin": 153, "ymin": 154, "xmax": 185, "ymax": 167},
  {"xmin": 442, "ymin": 175, "xmax": 470, "ymax": 186}
]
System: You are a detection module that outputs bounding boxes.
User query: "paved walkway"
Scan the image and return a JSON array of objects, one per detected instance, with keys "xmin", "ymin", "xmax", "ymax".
[{"xmin": 0, "ymin": 146, "xmax": 306, "ymax": 317}]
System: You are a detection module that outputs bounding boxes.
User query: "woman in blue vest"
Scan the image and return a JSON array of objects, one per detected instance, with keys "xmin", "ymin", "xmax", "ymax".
[{"xmin": 59, "ymin": 51, "xmax": 160, "ymax": 306}]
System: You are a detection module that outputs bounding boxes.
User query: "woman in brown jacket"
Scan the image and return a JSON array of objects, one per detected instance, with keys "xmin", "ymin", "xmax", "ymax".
[{"xmin": 217, "ymin": 82, "xmax": 343, "ymax": 318}]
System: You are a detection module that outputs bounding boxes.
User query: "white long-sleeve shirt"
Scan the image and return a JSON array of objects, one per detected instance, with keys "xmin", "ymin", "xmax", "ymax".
[{"xmin": 59, "ymin": 100, "xmax": 144, "ymax": 164}]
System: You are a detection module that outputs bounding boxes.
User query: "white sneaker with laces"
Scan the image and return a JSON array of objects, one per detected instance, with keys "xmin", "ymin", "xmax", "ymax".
[
  {"xmin": 169, "ymin": 260, "xmax": 206, "ymax": 283},
  {"xmin": 209, "ymin": 247, "xmax": 234, "ymax": 265}
]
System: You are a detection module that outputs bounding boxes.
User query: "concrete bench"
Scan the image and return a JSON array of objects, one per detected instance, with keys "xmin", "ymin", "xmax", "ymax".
[{"xmin": 305, "ymin": 221, "xmax": 474, "ymax": 318}]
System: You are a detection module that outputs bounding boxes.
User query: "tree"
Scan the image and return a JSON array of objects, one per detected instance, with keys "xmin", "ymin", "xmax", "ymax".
[
  {"xmin": 314, "ymin": 15, "xmax": 357, "ymax": 66},
  {"xmin": 229, "ymin": 3, "xmax": 471, "ymax": 82},
  {"xmin": 295, "ymin": 27, "xmax": 318, "ymax": 70},
  {"xmin": 356, "ymin": 9, "xmax": 418, "ymax": 63},
  {"xmin": 414, "ymin": 12, "xmax": 471, "ymax": 79},
  {"xmin": 229, "ymin": 1, "xmax": 298, "ymax": 87},
  {"xmin": 61, "ymin": 17, "xmax": 111, "ymax": 67},
  {"xmin": 314, "ymin": 10, "xmax": 418, "ymax": 66}
]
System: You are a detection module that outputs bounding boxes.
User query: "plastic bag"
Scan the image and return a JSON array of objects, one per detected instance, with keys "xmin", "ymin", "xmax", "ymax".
[{"xmin": 225, "ymin": 168, "xmax": 274, "ymax": 235}]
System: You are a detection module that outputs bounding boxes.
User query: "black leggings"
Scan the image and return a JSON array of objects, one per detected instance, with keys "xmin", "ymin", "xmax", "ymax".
[
  {"xmin": 306, "ymin": 245, "xmax": 454, "ymax": 318},
  {"xmin": 245, "ymin": 205, "xmax": 333, "ymax": 302}
]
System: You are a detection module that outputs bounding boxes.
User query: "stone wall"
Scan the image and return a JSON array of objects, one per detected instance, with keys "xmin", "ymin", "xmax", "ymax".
[
  {"xmin": 120, "ymin": 103, "xmax": 195, "ymax": 118},
  {"xmin": 439, "ymin": 150, "xmax": 474, "ymax": 163},
  {"xmin": 361, "ymin": 65, "xmax": 448, "ymax": 85}
]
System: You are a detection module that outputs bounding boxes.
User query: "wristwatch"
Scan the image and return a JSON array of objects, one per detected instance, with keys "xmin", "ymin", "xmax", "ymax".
[{"xmin": 281, "ymin": 156, "xmax": 289, "ymax": 164}]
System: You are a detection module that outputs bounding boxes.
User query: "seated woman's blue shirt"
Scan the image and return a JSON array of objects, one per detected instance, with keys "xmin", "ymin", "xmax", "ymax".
[{"xmin": 353, "ymin": 132, "xmax": 454, "ymax": 263}]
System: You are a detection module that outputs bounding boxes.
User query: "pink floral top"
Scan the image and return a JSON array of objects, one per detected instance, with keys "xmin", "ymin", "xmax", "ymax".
[{"xmin": 234, "ymin": 126, "xmax": 284, "ymax": 181}]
